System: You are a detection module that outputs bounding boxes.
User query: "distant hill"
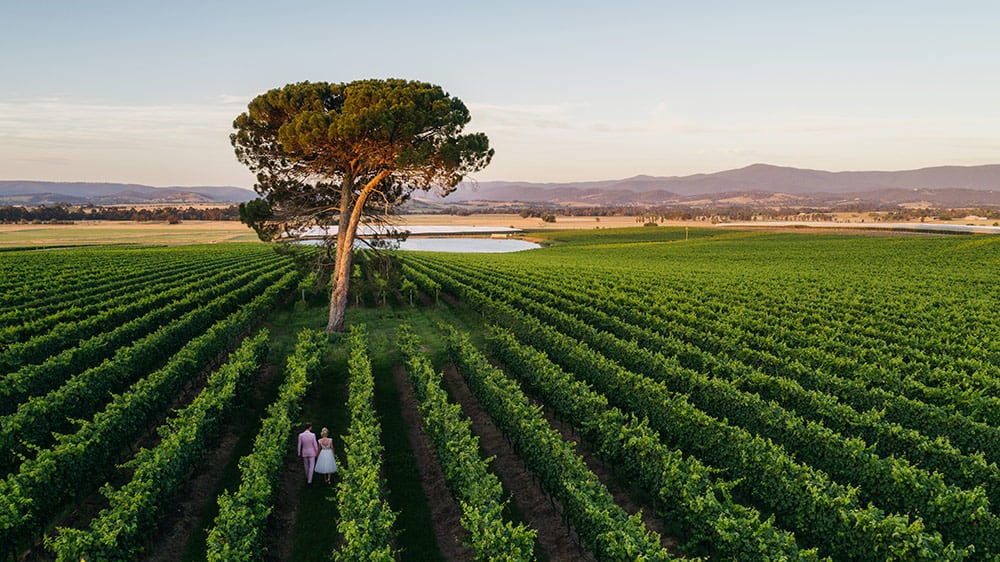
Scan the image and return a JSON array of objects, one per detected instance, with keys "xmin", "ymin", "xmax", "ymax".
[
  {"xmin": 434, "ymin": 164, "xmax": 1000, "ymax": 208},
  {"xmin": 0, "ymin": 181, "xmax": 255, "ymax": 205},
  {"xmin": 7, "ymin": 164, "xmax": 1000, "ymax": 209}
]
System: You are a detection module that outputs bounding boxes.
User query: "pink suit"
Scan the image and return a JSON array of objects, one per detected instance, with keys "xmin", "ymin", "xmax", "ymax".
[{"xmin": 298, "ymin": 429, "xmax": 319, "ymax": 483}]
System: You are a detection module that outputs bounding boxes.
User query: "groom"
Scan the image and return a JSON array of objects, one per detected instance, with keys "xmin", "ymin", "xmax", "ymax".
[{"xmin": 297, "ymin": 422, "xmax": 319, "ymax": 484}]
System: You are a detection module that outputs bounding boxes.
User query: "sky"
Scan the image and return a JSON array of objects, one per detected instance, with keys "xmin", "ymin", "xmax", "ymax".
[{"xmin": 2, "ymin": 1, "xmax": 999, "ymax": 187}]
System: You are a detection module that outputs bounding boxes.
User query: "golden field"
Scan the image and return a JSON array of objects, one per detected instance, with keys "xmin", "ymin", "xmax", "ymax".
[{"xmin": 0, "ymin": 220, "xmax": 259, "ymax": 246}]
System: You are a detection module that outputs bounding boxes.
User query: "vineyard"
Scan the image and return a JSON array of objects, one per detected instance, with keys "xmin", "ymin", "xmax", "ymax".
[{"xmin": 1, "ymin": 228, "xmax": 999, "ymax": 561}]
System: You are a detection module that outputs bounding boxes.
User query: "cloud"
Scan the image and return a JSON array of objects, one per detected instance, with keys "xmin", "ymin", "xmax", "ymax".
[
  {"xmin": 466, "ymin": 102, "xmax": 584, "ymax": 131},
  {"xmin": 217, "ymin": 94, "xmax": 253, "ymax": 106},
  {"xmin": 0, "ymin": 96, "xmax": 239, "ymax": 151},
  {"xmin": 0, "ymin": 95, "xmax": 253, "ymax": 184}
]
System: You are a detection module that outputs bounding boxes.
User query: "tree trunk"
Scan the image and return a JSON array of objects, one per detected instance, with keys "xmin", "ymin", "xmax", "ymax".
[
  {"xmin": 326, "ymin": 175, "xmax": 355, "ymax": 332},
  {"xmin": 324, "ymin": 171, "xmax": 390, "ymax": 332},
  {"xmin": 326, "ymin": 240, "xmax": 353, "ymax": 331}
]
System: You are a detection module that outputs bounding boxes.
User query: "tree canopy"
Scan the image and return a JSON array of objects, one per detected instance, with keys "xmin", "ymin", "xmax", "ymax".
[{"xmin": 231, "ymin": 79, "xmax": 493, "ymax": 330}]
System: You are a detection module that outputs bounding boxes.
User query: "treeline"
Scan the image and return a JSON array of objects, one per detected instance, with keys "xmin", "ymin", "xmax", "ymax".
[
  {"xmin": 436, "ymin": 205, "xmax": 832, "ymax": 223},
  {"xmin": 878, "ymin": 207, "xmax": 1000, "ymax": 222},
  {"xmin": 0, "ymin": 205, "xmax": 240, "ymax": 223},
  {"xmin": 433, "ymin": 204, "xmax": 1000, "ymax": 223}
]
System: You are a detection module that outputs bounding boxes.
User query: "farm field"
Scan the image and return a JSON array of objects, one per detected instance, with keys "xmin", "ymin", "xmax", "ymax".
[
  {"xmin": 1, "ymin": 227, "xmax": 999, "ymax": 560},
  {"xmin": 0, "ymin": 220, "xmax": 261, "ymax": 247}
]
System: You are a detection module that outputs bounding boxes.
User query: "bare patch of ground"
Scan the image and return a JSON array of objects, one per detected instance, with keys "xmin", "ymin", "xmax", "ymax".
[{"xmin": 0, "ymin": 220, "xmax": 255, "ymax": 247}]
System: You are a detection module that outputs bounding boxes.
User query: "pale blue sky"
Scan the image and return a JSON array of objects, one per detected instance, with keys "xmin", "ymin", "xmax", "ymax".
[{"xmin": 2, "ymin": 1, "xmax": 998, "ymax": 186}]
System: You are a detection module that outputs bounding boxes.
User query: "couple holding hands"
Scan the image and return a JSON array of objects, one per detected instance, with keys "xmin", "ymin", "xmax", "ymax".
[{"xmin": 297, "ymin": 422, "xmax": 338, "ymax": 484}]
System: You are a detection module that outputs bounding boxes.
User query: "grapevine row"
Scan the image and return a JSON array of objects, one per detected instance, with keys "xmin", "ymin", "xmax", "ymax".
[
  {"xmin": 0, "ymin": 263, "xmax": 291, "ymax": 475},
  {"xmin": 397, "ymin": 325, "xmax": 537, "ymax": 561},
  {"xmin": 0, "ymin": 249, "xmax": 176, "ymax": 315},
  {"xmin": 0, "ymin": 246, "xmax": 265, "ymax": 327},
  {"xmin": 518, "ymin": 263, "xmax": 1000, "ymax": 473},
  {"xmin": 0, "ymin": 253, "xmax": 276, "ymax": 371},
  {"xmin": 0, "ymin": 269, "xmax": 297, "ymax": 556},
  {"xmin": 47, "ymin": 330, "xmax": 270, "ymax": 561},
  {"xmin": 438, "ymin": 326, "xmax": 677, "ymax": 561},
  {"xmin": 0, "ymin": 259, "xmax": 288, "ymax": 415},
  {"xmin": 423, "ymin": 256, "xmax": 995, "ymax": 551},
  {"xmin": 403, "ymin": 256, "xmax": 961, "ymax": 561},
  {"xmin": 332, "ymin": 325, "xmax": 398, "ymax": 561},
  {"xmin": 475, "ymin": 262, "xmax": 1000, "ymax": 513},
  {"xmin": 399, "ymin": 262, "xmax": 440, "ymax": 303},
  {"xmin": 479, "ymin": 326, "xmax": 818, "ymax": 561},
  {"xmin": 587, "ymin": 263, "xmax": 1000, "ymax": 427},
  {"xmin": 0, "ymin": 252, "xmax": 242, "ymax": 346}
]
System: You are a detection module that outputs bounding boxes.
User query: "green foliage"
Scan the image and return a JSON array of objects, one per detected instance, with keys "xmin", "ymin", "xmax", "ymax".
[
  {"xmin": 0, "ymin": 254, "xmax": 281, "ymax": 412},
  {"xmin": 441, "ymin": 326, "xmax": 676, "ymax": 561},
  {"xmin": 400, "ymin": 276, "xmax": 417, "ymax": 305},
  {"xmin": 298, "ymin": 270, "xmax": 318, "ymax": 301},
  {"xmin": 372, "ymin": 271, "xmax": 390, "ymax": 307},
  {"xmin": 481, "ymin": 326, "xmax": 815, "ymax": 561},
  {"xmin": 0, "ymin": 260, "xmax": 294, "ymax": 476},
  {"xmin": 238, "ymin": 198, "xmax": 278, "ymax": 241},
  {"xmin": 348, "ymin": 263, "xmax": 366, "ymax": 306},
  {"xmin": 5, "ymin": 229, "xmax": 1000, "ymax": 560},
  {"xmin": 400, "ymin": 262, "xmax": 440, "ymax": 304},
  {"xmin": 524, "ymin": 225, "xmax": 719, "ymax": 246},
  {"xmin": 418, "ymin": 260, "xmax": 956, "ymax": 560},
  {"xmin": 231, "ymin": 79, "xmax": 493, "ymax": 226},
  {"xmin": 460, "ymin": 262, "xmax": 997, "ymax": 554},
  {"xmin": 232, "ymin": 78, "xmax": 494, "ymax": 331}
]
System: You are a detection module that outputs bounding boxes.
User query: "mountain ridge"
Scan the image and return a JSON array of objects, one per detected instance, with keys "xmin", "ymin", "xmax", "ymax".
[
  {"xmin": 0, "ymin": 181, "xmax": 255, "ymax": 205},
  {"xmin": 4, "ymin": 163, "xmax": 1000, "ymax": 208},
  {"xmin": 440, "ymin": 163, "xmax": 1000, "ymax": 207}
]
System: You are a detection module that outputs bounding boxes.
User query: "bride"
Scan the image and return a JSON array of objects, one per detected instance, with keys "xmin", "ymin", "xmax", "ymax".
[{"xmin": 314, "ymin": 427, "xmax": 338, "ymax": 484}]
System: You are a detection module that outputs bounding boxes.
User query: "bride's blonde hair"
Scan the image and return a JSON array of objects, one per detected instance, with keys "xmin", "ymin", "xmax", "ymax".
[{"xmin": 321, "ymin": 427, "xmax": 329, "ymax": 437}]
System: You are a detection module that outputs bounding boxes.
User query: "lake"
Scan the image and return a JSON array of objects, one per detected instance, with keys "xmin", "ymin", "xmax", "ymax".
[
  {"xmin": 389, "ymin": 237, "xmax": 539, "ymax": 252},
  {"xmin": 299, "ymin": 236, "xmax": 539, "ymax": 253},
  {"xmin": 295, "ymin": 224, "xmax": 539, "ymax": 253}
]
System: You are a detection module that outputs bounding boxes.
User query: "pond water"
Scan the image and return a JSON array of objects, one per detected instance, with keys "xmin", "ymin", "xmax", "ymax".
[
  {"xmin": 300, "ymin": 237, "xmax": 539, "ymax": 253},
  {"xmin": 390, "ymin": 237, "xmax": 539, "ymax": 253}
]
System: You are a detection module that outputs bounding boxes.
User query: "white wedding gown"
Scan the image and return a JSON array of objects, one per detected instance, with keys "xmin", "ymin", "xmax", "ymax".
[{"xmin": 315, "ymin": 439, "xmax": 337, "ymax": 474}]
